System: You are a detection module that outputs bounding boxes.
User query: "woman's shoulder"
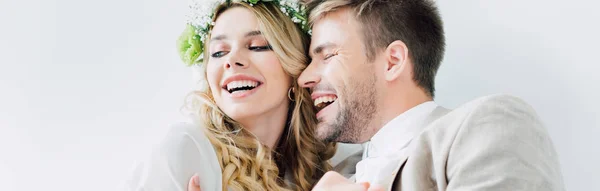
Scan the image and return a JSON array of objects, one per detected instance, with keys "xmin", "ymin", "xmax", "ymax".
[
  {"xmin": 157, "ymin": 122, "xmax": 221, "ymax": 174},
  {"xmin": 123, "ymin": 121, "xmax": 222, "ymax": 191},
  {"xmin": 161, "ymin": 122, "xmax": 211, "ymax": 149}
]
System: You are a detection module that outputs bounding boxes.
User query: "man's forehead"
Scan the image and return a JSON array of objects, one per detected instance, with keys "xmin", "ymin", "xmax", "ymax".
[
  {"xmin": 310, "ymin": 9, "xmax": 357, "ymax": 52},
  {"xmin": 312, "ymin": 8, "xmax": 355, "ymax": 32}
]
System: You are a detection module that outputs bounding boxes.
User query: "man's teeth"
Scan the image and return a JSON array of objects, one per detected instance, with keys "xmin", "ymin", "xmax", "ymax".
[
  {"xmin": 314, "ymin": 96, "xmax": 337, "ymax": 107},
  {"xmin": 226, "ymin": 80, "xmax": 259, "ymax": 91}
]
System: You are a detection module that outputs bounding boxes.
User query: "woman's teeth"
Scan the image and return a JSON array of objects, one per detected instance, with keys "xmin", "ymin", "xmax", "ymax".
[{"xmin": 226, "ymin": 80, "xmax": 259, "ymax": 93}]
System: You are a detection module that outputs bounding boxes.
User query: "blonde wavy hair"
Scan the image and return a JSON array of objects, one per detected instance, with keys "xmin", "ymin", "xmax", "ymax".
[{"xmin": 182, "ymin": 2, "xmax": 336, "ymax": 191}]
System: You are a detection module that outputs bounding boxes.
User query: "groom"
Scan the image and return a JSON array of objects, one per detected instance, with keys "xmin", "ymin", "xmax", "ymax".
[{"xmin": 301, "ymin": 0, "xmax": 565, "ymax": 190}]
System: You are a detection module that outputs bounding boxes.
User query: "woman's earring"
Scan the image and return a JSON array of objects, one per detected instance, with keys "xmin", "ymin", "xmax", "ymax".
[{"xmin": 288, "ymin": 87, "xmax": 295, "ymax": 102}]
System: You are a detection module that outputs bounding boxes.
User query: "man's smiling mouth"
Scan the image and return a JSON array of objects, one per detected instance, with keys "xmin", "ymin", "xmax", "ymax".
[{"xmin": 314, "ymin": 95, "xmax": 338, "ymax": 112}]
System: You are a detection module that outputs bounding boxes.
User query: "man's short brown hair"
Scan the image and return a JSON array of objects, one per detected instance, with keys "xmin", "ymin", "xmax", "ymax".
[{"xmin": 307, "ymin": 0, "xmax": 445, "ymax": 98}]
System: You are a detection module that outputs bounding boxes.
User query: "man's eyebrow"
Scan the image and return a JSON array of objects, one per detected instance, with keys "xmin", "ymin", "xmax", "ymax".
[{"xmin": 311, "ymin": 42, "xmax": 337, "ymax": 57}]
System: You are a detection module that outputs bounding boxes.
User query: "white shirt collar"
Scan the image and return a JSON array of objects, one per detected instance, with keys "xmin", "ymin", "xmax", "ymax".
[{"xmin": 364, "ymin": 101, "xmax": 438, "ymax": 158}]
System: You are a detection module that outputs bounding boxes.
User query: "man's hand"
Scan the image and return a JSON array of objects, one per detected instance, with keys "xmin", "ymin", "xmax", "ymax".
[
  {"xmin": 187, "ymin": 174, "xmax": 201, "ymax": 191},
  {"xmin": 312, "ymin": 171, "xmax": 384, "ymax": 191}
]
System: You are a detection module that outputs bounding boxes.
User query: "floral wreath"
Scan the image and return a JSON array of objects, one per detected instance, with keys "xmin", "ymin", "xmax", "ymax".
[{"xmin": 177, "ymin": 0, "xmax": 310, "ymax": 66}]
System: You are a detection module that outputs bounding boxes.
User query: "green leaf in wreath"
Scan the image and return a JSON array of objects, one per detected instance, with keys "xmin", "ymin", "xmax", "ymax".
[{"xmin": 177, "ymin": 24, "xmax": 203, "ymax": 66}]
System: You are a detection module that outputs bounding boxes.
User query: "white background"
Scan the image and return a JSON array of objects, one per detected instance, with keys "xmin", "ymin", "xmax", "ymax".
[{"xmin": 0, "ymin": 0, "xmax": 598, "ymax": 190}]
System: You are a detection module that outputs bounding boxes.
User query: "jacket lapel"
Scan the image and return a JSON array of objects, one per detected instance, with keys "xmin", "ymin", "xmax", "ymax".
[
  {"xmin": 386, "ymin": 106, "xmax": 449, "ymax": 191},
  {"xmin": 384, "ymin": 154, "xmax": 409, "ymax": 191}
]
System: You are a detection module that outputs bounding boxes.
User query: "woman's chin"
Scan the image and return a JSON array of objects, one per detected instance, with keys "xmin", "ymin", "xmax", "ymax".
[
  {"xmin": 223, "ymin": 105, "xmax": 262, "ymax": 120},
  {"xmin": 221, "ymin": 99, "xmax": 288, "ymax": 125}
]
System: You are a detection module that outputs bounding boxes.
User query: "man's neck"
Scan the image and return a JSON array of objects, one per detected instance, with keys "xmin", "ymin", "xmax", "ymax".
[{"xmin": 368, "ymin": 90, "xmax": 433, "ymax": 141}]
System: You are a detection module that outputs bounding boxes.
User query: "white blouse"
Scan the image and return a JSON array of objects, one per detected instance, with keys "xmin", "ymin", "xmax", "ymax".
[
  {"xmin": 123, "ymin": 122, "xmax": 363, "ymax": 191},
  {"xmin": 124, "ymin": 122, "xmax": 222, "ymax": 191}
]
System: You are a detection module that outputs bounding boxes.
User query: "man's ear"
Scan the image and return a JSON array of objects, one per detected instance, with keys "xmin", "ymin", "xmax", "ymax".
[{"xmin": 384, "ymin": 40, "xmax": 409, "ymax": 82}]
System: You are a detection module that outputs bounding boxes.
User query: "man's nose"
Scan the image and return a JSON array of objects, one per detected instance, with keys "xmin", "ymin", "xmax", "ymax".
[{"xmin": 298, "ymin": 61, "xmax": 320, "ymax": 89}]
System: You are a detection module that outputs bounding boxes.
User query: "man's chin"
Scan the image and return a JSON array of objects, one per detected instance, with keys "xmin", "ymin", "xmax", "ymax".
[
  {"xmin": 316, "ymin": 124, "xmax": 341, "ymax": 143},
  {"xmin": 315, "ymin": 127, "xmax": 330, "ymax": 142}
]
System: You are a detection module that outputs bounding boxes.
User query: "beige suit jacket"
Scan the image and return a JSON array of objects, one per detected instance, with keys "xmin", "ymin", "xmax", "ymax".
[{"xmin": 339, "ymin": 95, "xmax": 565, "ymax": 191}]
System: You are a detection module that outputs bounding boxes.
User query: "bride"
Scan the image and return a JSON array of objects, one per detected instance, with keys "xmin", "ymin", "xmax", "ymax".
[{"xmin": 124, "ymin": 0, "xmax": 360, "ymax": 190}]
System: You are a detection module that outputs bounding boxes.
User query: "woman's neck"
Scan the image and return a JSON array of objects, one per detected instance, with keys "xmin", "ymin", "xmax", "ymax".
[{"xmin": 238, "ymin": 102, "xmax": 290, "ymax": 149}]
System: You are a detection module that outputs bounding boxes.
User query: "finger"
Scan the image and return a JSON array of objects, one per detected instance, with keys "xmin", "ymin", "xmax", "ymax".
[
  {"xmin": 358, "ymin": 182, "xmax": 370, "ymax": 189},
  {"xmin": 313, "ymin": 171, "xmax": 347, "ymax": 189},
  {"xmin": 321, "ymin": 171, "xmax": 350, "ymax": 183},
  {"xmin": 368, "ymin": 184, "xmax": 385, "ymax": 191},
  {"xmin": 313, "ymin": 171, "xmax": 363, "ymax": 191},
  {"xmin": 187, "ymin": 174, "xmax": 201, "ymax": 191}
]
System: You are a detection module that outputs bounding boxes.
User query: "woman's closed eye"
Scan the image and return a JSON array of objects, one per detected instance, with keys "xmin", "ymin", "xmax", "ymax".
[
  {"xmin": 210, "ymin": 44, "xmax": 271, "ymax": 58},
  {"xmin": 211, "ymin": 51, "xmax": 228, "ymax": 58},
  {"xmin": 248, "ymin": 45, "xmax": 272, "ymax": 51}
]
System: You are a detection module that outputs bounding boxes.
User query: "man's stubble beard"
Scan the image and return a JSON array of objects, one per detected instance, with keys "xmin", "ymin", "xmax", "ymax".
[{"xmin": 319, "ymin": 71, "xmax": 377, "ymax": 144}]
